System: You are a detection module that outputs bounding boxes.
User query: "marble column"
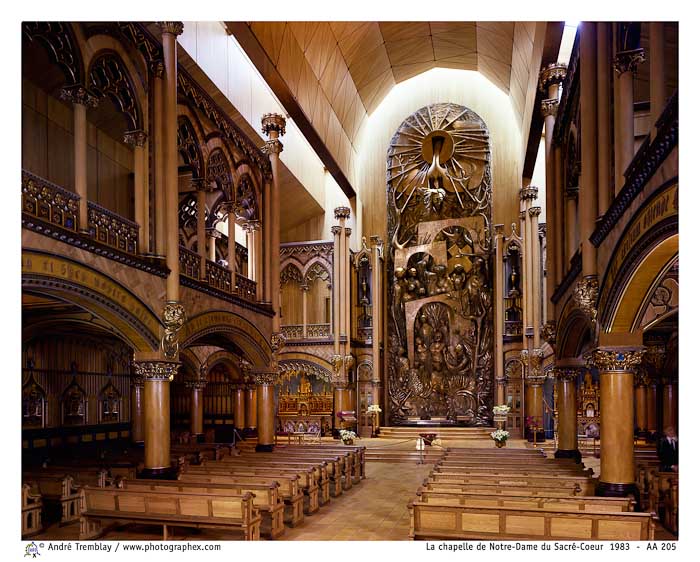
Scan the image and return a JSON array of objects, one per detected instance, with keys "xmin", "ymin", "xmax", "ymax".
[
  {"xmin": 592, "ymin": 347, "xmax": 645, "ymax": 499},
  {"xmin": 554, "ymin": 367, "xmax": 581, "ymax": 461},
  {"xmin": 254, "ymin": 371, "xmax": 277, "ymax": 452},
  {"xmin": 494, "ymin": 225, "xmax": 505, "ymax": 406},
  {"xmin": 245, "ymin": 384, "xmax": 257, "ymax": 430},
  {"xmin": 134, "ymin": 359, "xmax": 179, "ymax": 477},
  {"xmin": 613, "ymin": 43, "xmax": 645, "ymax": 194},
  {"xmin": 206, "ymin": 228, "xmax": 220, "ymax": 263},
  {"xmin": 59, "ymin": 85, "xmax": 97, "ymax": 233},
  {"xmin": 225, "ymin": 205, "xmax": 237, "ymax": 275},
  {"xmin": 158, "ymin": 21, "xmax": 184, "ymax": 303},
  {"xmin": 196, "ymin": 182, "xmax": 207, "ymax": 277},
  {"xmin": 650, "ymin": 23, "xmax": 667, "ymax": 128},
  {"xmin": 151, "ymin": 62, "xmax": 166, "ymax": 257},
  {"xmin": 661, "ymin": 379, "xmax": 678, "ymax": 433},
  {"xmin": 597, "ymin": 23, "xmax": 613, "ymax": 217},
  {"xmin": 130, "ymin": 374, "xmax": 145, "ymax": 444},
  {"xmin": 261, "ymin": 114, "xmax": 286, "ymax": 332},
  {"xmin": 579, "ymin": 22, "xmax": 598, "ymax": 278},
  {"xmin": 634, "ymin": 374, "xmax": 648, "ymax": 439},
  {"xmin": 123, "ymin": 130, "xmax": 149, "ymax": 254},
  {"xmin": 332, "ymin": 225, "xmax": 341, "ymax": 354},
  {"xmin": 233, "ymin": 384, "xmax": 246, "ymax": 431},
  {"xmin": 188, "ymin": 373, "xmax": 206, "ymax": 441}
]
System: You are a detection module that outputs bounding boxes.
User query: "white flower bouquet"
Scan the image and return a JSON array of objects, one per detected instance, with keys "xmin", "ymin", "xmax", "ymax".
[
  {"xmin": 490, "ymin": 429, "xmax": 510, "ymax": 442},
  {"xmin": 492, "ymin": 405, "xmax": 511, "ymax": 415},
  {"xmin": 367, "ymin": 405, "xmax": 382, "ymax": 413},
  {"xmin": 339, "ymin": 429, "xmax": 357, "ymax": 442}
]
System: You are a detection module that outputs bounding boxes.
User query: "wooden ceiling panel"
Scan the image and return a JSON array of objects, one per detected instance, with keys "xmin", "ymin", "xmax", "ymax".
[
  {"xmin": 429, "ymin": 22, "xmax": 476, "ymax": 35},
  {"xmin": 250, "ymin": 22, "xmax": 287, "ymax": 65},
  {"xmin": 361, "ymin": 69, "xmax": 396, "ymax": 114},
  {"xmin": 348, "ymin": 43, "xmax": 392, "ymax": 90},
  {"xmin": 477, "ymin": 54, "xmax": 512, "ymax": 93},
  {"xmin": 476, "ymin": 22, "xmax": 515, "ymax": 40},
  {"xmin": 305, "ymin": 23, "xmax": 337, "ymax": 80},
  {"xmin": 319, "ymin": 45, "xmax": 350, "ymax": 105},
  {"xmin": 434, "ymin": 53, "xmax": 479, "ymax": 68},
  {"xmin": 431, "ymin": 27, "xmax": 478, "ymax": 51},
  {"xmin": 392, "ymin": 60, "xmax": 436, "ymax": 83},
  {"xmin": 276, "ymin": 26, "xmax": 305, "ymax": 98},
  {"xmin": 379, "ymin": 22, "xmax": 431, "ymax": 42},
  {"xmin": 384, "ymin": 36, "xmax": 436, "ymax": 67},
  {"xmin": 288, "ymin": 21, "xmax": 319, "ymax": 52},
  {"xmin": 476, "ymin": 27, "xmax": 516, "ymax": 65},
  {"xmin": 335, "ymin": 23, "xmax": 384, "ymax": 69},
  {"xmin": 432, "ymin": 37, "xmax": 474, "ymax": 62}
]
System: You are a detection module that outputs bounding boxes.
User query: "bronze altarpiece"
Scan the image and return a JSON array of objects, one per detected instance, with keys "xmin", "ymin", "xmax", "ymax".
[{"xmin": 386, "ymin": 103, "xmax": 494, "ymax": 426}]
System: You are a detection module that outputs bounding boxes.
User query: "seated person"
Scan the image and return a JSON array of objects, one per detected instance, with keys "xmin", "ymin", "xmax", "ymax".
[{"xmin": 657, "ymin": 426, "xmax": 679, "ymax": 472}]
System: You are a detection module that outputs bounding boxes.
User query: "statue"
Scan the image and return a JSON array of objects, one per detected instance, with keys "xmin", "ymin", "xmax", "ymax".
[{"xmin": 299, "ymin": 375, "xmax": 312, "ymax": 395}]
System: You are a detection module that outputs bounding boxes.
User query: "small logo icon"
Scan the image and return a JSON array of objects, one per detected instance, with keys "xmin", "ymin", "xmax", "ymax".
[{"xmin": 24, "ymin": 542, "xmax": 41, "ymax": 558}]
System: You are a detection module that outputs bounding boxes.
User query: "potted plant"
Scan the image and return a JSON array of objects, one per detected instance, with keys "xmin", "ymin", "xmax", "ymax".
[
  {"xmin": 490, "ymin": 429, "xmax": 509, "ymax": 448},
  {"xmin": 339, "ymin": 429, "xmax": 357, "ymax": 445}
]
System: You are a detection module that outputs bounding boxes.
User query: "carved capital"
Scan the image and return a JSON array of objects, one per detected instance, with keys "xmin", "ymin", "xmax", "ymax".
[
  {"xmin": 553, "ymin": 367, "xmax": 579, "ymax": 382},
  {"xmin": 161, "ymin": 301, "xmax": 186, "ymax": 359},
  {"xmin": 331, "ymin": 225, "xmax": 342, "ymax": 236},
  {"xmin": 538, "ymin": 62, "xmax": 567, "ymax": 93},
  {"xmin": 157, "ymin": 22, "xmax": 184, "ymax": 36},
  {"xmin": 541, "ymin": 321, "xmax": 557, "ymax": 345},
  {"xmin": 241, "ymin": 219, "xmax": 261, "ymax": 233},
  {"xmin": 519, "ymin": 210, "xmax": 526, "ymax": 220},
  {"xmin": 149, "ymin": 60, "xmax": 165, "ymax": 79},
  {"xmin": 589, "ymin": 347, "xmax": 646, "ymax": 372},
  {"xmin": 344, "ymin": 354, "xmax": 355, "ymax": 371},
  {"xmin": 131, "ymin": 373, "xmax": 144, "ymax": 388},
  {"xmin": 265, "ymin": 138, "xmax": 283, "ymax": 155},
  {"xmin": 540, "ymin": 98, "xmax": 559, "ymax": 118},
  {"xmin": 634, "ymin": 367, "xmax": 650, "ymax": 388},
  {"xmin": 522, "ymin": 348, "xmax": 545, "ymax": 381},
  {"xmin": 270, "ymin": 331, "xmax": 286, "ymax": 354},
  {"xmin": 573, "ymin": 275, "xmax": 599, "ymax": 323},
  {"xmin": 134, "ymin": 360, "xmax": 180, "ymax": 382},
  {"xmin": 644, "ymin": 343, "xmax": 667, "ymax": 374},
  {"xmin": 206, "ymin": 227, "xmax": 222, "ymax": 240},
  {"xmin": 529, "ymin": 206, "xmax": 542, "ymax": 218},
  {"xmin": 334, "ymin": 206, "xmax": 351, "ymax": 220},
  {"xmin": 369, "ymin": 235, "xmax": 383, "ymax": 246},
  {"xmin": 59, "ymin": 85, "xmax": 98, "ymax": 108},
  {"xmin": 261, "ymin": 113, "xmax": 286, "ymax": 137},
  {"xmin": 614, "ymin": 48, "xmax": 646, "ymax": 75},
  {"xmin": 519, "ymin": 186, "xmax": 538, "ymax": 201},
  {"xmin": 252, "ymin": 370, "xmax": 278, "ymax": 386},
  {"xmin": 345, "ymin": 227, "xmax": 352, "ymax": 237},
  {"xmin": 123, "ymin": 129, "xmax": 148, "ymax": 148}
]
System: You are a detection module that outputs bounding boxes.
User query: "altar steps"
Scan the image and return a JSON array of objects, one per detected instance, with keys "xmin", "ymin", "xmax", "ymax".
[{"xmin": 377, "ymin": 426, "xmax": 495, "ymax": 440}]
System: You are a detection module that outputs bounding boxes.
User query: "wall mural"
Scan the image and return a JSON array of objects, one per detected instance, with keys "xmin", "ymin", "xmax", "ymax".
[{"xmin": 386, "ymin": 103, "xmax": 493, "ymax": 425}]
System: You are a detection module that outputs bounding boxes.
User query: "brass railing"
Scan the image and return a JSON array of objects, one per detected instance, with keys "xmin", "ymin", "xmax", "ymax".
[
  {"xmin": 22, "ymin": 170, "xmax": 79, "ymax": 232},
  {"xmin": 206, "ymin": 259, "xmax": 232, "ymax": 292},
  {"xmin": 234, "ymin": 273, "xmax": 257, "ymax": 301},
  {"xmin": 281, "ymin": 324, "xmax": 304, "ymax": 340},
  {"xmin": 87, "ymin": 201, "xmax": 139, "ymax": 254},
  {"xmin": 179, "ymin": 246, "xmax": 201, "ymax": 280},
  {"xmin": 307, "ymin": 323, "xmax": 331, "ymax": 338}
]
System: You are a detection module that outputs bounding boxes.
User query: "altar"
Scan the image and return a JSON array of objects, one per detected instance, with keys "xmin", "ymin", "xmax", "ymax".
[{"xmin": 276, "ymin": 374, "xmax": 333, "ymax": 436}]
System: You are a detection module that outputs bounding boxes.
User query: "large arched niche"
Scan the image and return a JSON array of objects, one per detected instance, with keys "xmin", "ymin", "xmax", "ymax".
[{"xmin": 385, "ymin": 103, "xmax": 493, "ymax": 426}]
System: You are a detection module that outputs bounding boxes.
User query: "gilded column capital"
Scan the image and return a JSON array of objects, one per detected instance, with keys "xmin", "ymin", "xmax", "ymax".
[
  {"xmin": 573, "ymin": 275, "xmax": 599, "ymax": 323},
  {"xmin": 261, "ymin": 113, "xmax": 287, "ymax": 137},
  {"xmin": 614, "ymin": 48, "xmax": 646, "ymax": 75},
  {"xmin": 205, "ymin": 227, "xmax": 222, "ymax": 239},
  {"xmin": 540, "ymin": 98, "xmax": 559, "ymax": 118},
  {"xmin": 589, "ymin": 347, "xmax": 646, "ymax": 372},
  {"xmin": 123, "ymin": 129, "xmax": 148, "ymax": 147},
  {"xmin": 538, "ymin": 62, "xmax": 567, "ymax": 93},
  {"xmin": 522, "ymin": 348, "xmax": 545, "ymax": 384},
  {"xmin": 161, "ymin": 301, "xmax": 186, "ymax": 359},
  {"xmin": 149, "ymin": 60, "xmax": 165, "ymax": 79},
  {"xmin": 59, "ymin": 85, "xmax": 99, "ymax": 108},
  {"xmin": 553, "ymin": 367, "xmax": 580, "ymax": 382},
  {"xmin": 334, "ymin": 206, "xmax": 351, "ymax": 220},
  {"xmin": 270, "ymin": 331, "xmax": 286, "ymax": 354},
  {"xmin": 331, "ymin": 225, "xmax": 342, "ymax": 236},
  {"xmin": 157, "ymin": 22, "xmax": 184, "ymax": 36},
  {"xmin": 519, "ymin": 186, "xmax": 538, "ymax": 201},
  {"xmin": 251, "ymin": 370, "xmax": 278, "ymax": 386},
  {"xmin": 264, "ymin": 139, "xmax": 283, "ymax": 155},
  {"xmin": 134, "ymin": 360, "xmax": 180, "ymax": 382},
  {"xmin": 529, "ymin": 206, "xmax": 542, "ymax": 218},
  {"xmin": 241, "ymin": 219, "xmax": 261, "ymax": 233},
  {"xmin": 541, "ymin": 321, "xmax": 557, "ymax": 345}
]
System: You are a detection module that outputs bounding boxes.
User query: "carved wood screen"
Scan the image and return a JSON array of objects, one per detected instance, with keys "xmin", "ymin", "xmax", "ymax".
[{"xmin": 386, "ymin": 103, "xmax": 493, "ymax": 425}]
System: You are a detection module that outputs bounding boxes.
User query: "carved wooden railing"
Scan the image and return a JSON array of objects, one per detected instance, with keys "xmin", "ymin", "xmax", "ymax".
[
  {"xmin": 87, "ymin": 202, "xmax": 139, "ymax": 255},
  {"xmin": 281, "ymin": 325, "xmax": 304, "ymax": 340},
  {"xmin": 179, "ymin": 246, "xmax": 201, "ymax": 280},
  {"xmin": 22, "ymin": 170, "xmax": 79, "ymax": 232},
  {"xmin": 206, "ymin": 259, "xmax": 232, "ymax": 292},
  {"xmin": 307, "ymin": 323, "xmax": 331, "ymax": 338},
  {"xmin": 234, "ymin": 273, "xmax": 257, "ymax": 301}
]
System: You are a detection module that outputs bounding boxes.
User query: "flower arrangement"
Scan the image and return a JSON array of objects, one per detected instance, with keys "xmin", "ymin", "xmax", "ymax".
[
  {"xmin": 339, "ymin": 429, "xmax": 357, "ymax": 443},
  {"xmin": 492, "ymin": 405, "xmax": 510, "ymax": 415},
  {"xmin": 490, "ymin": 429, "xmax": 509, "ymax": 443},
  {"xmin": 367, "ymin": 404, "xmax": 382, "ymax": 413}
]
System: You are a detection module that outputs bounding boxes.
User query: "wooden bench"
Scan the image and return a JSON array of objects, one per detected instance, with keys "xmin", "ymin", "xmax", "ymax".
[
  {"xmin": 435, "ymin": 463, "xmax": 593, "ymax": 477},
  {"xmin": 79, "ymin": 486, "xmax": 262, "ymax": 540},
  {"xmin": 23, "ymin": 474, "xmax": 81, "ymax": 524},
  {"xmin": 416, "ymin": 487, "xmax": 634, "ymax": 512},
  {"xmin": 185, "ymin": 465, "xmax": 319, "ymax": 515},
  {"xmin": 22, "ymin": 483, "xmax": 43, "ymax": 538},
  {"xmin": 179, "ymin": 472, "xmax": 304, "ymax": 527},
  {"xmin": 121, "ymin": 479, "xmax": 285, "ymax": 539},
  {"xmin": 424, "ymin": 478, "xmax": 586, "ymax": 497},
  {"xmin": 409, "ymin": 500, "xmax": 655, "ymax": 540},
  {"xmin": 281, "ymin": 444, "xmax": 365, "ymax": 482},
  {"xmin": 429, "ymin": 471, "xmax": 596, "ymax": 496},
  {"xmin": 25, "ymin": 467, "xmax": 112, "ymax": 488}
]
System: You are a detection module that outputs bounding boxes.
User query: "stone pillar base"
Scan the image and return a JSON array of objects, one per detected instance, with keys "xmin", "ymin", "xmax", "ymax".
[
  {"xmin": 255, "ymin": 444, "xmax": 274, "ymax": 453},
  {"xmin": 138, "ymin": 466, "xmax": 178, "ymax": 480},
  {"xmin": 554, "ymin": 449, "xmax": 582, "ymax": 463},
  {"xmin": 595, "ymin": 481, "xmax": 640, "ymax": 510}
]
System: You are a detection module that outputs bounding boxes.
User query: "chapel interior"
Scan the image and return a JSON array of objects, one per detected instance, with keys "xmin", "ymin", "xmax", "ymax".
[{"xmin": 20, "ymin": 20, "xmax": 679, "ymax": 542}]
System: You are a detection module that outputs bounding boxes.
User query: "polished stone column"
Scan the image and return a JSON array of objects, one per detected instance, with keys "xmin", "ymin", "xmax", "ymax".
[
  {"xmin": 592, "ymin": 347, "xmax": 645, "ymax": 498},
  {"xmin": 661, "ymin": 378, "xmax": 678, "ymax": 433},
  {"xmin": 124, "ymin": 130, "xmax": 149, "ymax": 253},
  {"xmin": 134, "ymin": 359, "xmax": 179, "ymax": 477},
  {"xmin": 529, "ymin": 206, "xmax": 542, "ymax": 348},
  {"xmin": 233, "ymin": 384, "xmax": 246, "ymax": 430},
  {"xmin": 597, "ymin": 23, "xmax": 613, "ymax": 217},
  {"xmin": 225, "ymin": 204, "xmax": 237, "ymax": 275},
  {"xmin": 646, "ymin": 381, "xmax": 658, "ymax": 437},
  {"xmin": 254, "ymin": 371, "xmax": 277, "ymax": 452},
  {"xmin": 332, "ymin": 225, "xmax": 341, "ymax": 354},
  {"xmin": 370, "ymin": 235, "xmax": 383, "ymax": 412},
  {"xmin": 130, "ymin": 374, "xmax": 145, "ymax": 444},
  {"xmin": 206, "ymin": 228, "xmax": 220, "ymax": 263},
  {"xmin": 195, "ymin": 180, "xmax": 207, "ymax": 277},
  {"xmin": 634, "ymin": 376, "xmax": 648, "ymax": 438},
  {"xmin": 158, "ymin": 21, "xmax": 184, "ymax": 302},
  {"xmin": 554, "ymin": 367, "xmax": 581, "ymax": 461},
  {"xmin": 261, "ymin": 114, "xmax": 285, "ymax": 332},
  {"xmin": 493, "ymin": 224, "xmax": 505, "ymax": 405},
  {"xmin": 579, "ymin": 22, "xmax": 598, "ymax": 278},
  {"xmin": 301, "ymin": 283, "xmax": 309, "ymax": 338},
  {"xmin": 649, "ymin": 23, "xmax": 667, "ymax": 129},
  {"xmin": 187, "ymin": 377, "xmax": 206, "ymax": 441},
  {"xmin": 565, "ymin": 188, "xmax": 578, "ymax": 261},
  {"xmin": 59, "ymin": 86, "xmax": 97, "ymax": 232},
  {"xmin": 554, "ymin": 146, "xmax": 565, "ymax": 283},
  {"xmin": 151, "ymin": 62, "xmax": 166, "ymax": 257},
  {"xmin": 245, "ymin": 384, "xmax": 257, "ymax": 430},
  {"xmin": 613, "ymin": 43, "xmax": 645, "ymax": 194}
]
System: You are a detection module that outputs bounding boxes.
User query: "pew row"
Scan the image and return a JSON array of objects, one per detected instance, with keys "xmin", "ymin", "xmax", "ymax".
[
  {"xmin": 23, "ymin": 474, "xmax": 81, "ymax": 524},
  {"xmin": 428, "ymin": 472, "xmax": 596, "ymax": 496},
  {"xmin": 22, "ymin": 483, "xmax": 43, "ymax": 538}
]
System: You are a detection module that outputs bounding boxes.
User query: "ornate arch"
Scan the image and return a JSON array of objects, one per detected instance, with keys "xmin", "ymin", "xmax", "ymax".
[
  {"xmin": 177, "ymin": 115, "xmax": 204, "ymax": 179},
  {"xmin": 206, "ymin": 147, "xmax": 233, "ymax": 201},
  {"xmin": 281, "ymin": 262, "xmax": 304, "ymax": 286},
  {"xmin": 22, "ymin": 22, "xmax": 84, "ymax": 86},
  {"xmin": 205, "ymin": 350, "xmax": 243, "ymax": 381},
  {"xmin": 556, "ymin": 297, "xmax": 593, "ymax": 360},
  {"xmin": 88, "ymin": 51, "xmax": 143, "ymax": 131},
  {"xmin": 234, "ymin": 173, "xmax": 259, "ymax": 221},
  {"xmin": 303, "ymin": 256, "xmax": 332, "ymax": 285},
  {"xmin": 278, "ymin": 358, "xmax": 334, "ymax": 384}
]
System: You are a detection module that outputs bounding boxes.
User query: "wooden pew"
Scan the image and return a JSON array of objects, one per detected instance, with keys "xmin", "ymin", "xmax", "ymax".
[
  {"xmin": 179, "ymin": 472, "xmax": 304, "ymax": 527},
  {"xmin": 424, "ymin": 478, "xmax": 586, "ymax": 497},
  {"xmin": 213, "ymin": 457, "xmax": 331, "ymax": 506},
  {"xmin": 428, "ymin": 471, "xmax": 596, "ymax": 495},
  {"xmin": 280, "ymin": 444, "xmax": 365, "ymax": 482},
  {"xmin": 25, "ymin": 467, "xmax": 112, "ymax": 488},
  {"xmin": 446, "ymin": 448, "xmax": 547, "ymax": 457},
  {"xmin": 79, "ymin": 486, "xmax": 262, "ymax": 541},
  {"xmin": 22, "ymin": 483, "xmax": 43, "ymax": 538},
  {"xmin": 416, "ymin": 487, "xmax": 634, "ymax": 512},
  {"xmin": 185, "ymin": 465, "xmax": 319, "ymax": 515},
  {"xmin": 121, "ymin": 479, "xmax": 285, "ymax": 539},
  {"xmin": 408, "ymin": 501, "xmax": 655, "ymax": 540},
  {"xmin": 23, "ymin": 474, "xmax": 81, "ymax": 524},
  {"xmin": 435, "ymin": 463, "xmax": 593, "ymax": 477}
]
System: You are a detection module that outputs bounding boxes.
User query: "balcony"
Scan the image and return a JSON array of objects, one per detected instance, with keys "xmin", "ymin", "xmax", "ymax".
[{"xmin": 281, "ymin": 323, "xmax": 332, "ymax": 342}]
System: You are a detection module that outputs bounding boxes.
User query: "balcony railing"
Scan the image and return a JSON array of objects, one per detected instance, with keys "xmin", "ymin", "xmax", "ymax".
[
  {"xmin": 206, "ymin": 259, "xmax": 232, "ymax": 292},
  {"xmin": 234, "ymin": 273, "xmax": 257, "ymax": 301},
  {"xmin": 22, "ymin": 170, "xmax": 79, "ymax": 232},
  {"xmin": 281, "ymin": 324, "xmax": 304, "ymax": 340},
  {"xmin": 179, "ymin": 246, "xmax": 201, "ymax": 280},
  {"xmin": 88, "ymin": 201, "xmax": 138, "ymax": 255},
  {"xmin": 307, "ymin": 323, "xmax": 331, "ymax": 338}
]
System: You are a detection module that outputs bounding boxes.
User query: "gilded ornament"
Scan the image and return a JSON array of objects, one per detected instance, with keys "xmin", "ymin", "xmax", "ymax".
[
  {"xmin": 161, "ymin": 301, "xmax": 186, "ymax": 359},
  {"xmin": 538, "ymin": 62, "xmax": 567, "ymax": 93},
  {"xmin": 553, "ymin": 367, "xmax": 579, "ymax": 382},
  {"xmin": 541, "ymin": 321, "xmax": 556, "ymax": 345},
  {"xmin": 613, "ymin": 48, "xmax": 646, "ymax": 75},
  {"xmin": 261, "ymin": 113, "xmax": 286, "ymax": 136},
  {"xmin": 270, "ymin": 332, "xmax": 286, "ymax": 354},
  {"xmin": 574, "ymin": 275, "xmax": 599, "ymax": 323},
  {"xmin": 133, "ymin": 360, "xmax": 180, "ymax": 382},
  {"xmin": 541, "ymin": 98, "xmax": 559, "ymax": 118},
  {"xmin": 590, "ymin": 347, "xmax": 646, "ymax": 372}
]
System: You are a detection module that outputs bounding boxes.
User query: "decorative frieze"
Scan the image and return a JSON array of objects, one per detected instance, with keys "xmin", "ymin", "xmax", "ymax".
[
  {"xmin": 133, "ymin": 360, "xmax": 180, "ymax": 382},
  {"xmin": 261, "ymin": 113, "xmax": 286, "ymax": 136},
  {"xmin": 589, "ymin": 347, "xmax": 646, "ymax": 372},
  {"xmin": 538, "ymin": 62, "xmax": 568, "ymax": 93},
  {"xmin": 613, "ymin": 48, "xmax": 646, "ymax": 75},
  {"xmin": 59, "ymin": 85, "xmax": 98, "ymax": 107}
]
